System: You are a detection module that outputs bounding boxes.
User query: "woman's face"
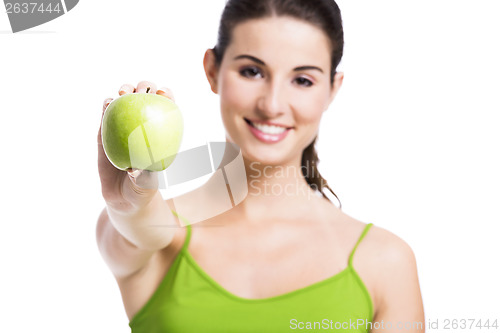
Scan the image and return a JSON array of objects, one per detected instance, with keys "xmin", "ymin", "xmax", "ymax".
[{"xmin": 205, "ymin": 16, "xmax": 343, "ymax": 166}]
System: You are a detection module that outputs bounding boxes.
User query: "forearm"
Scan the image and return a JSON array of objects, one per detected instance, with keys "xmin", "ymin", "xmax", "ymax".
[{"xmin": 105, "ymin": 191, "xmax": 177, "ymax": 251}]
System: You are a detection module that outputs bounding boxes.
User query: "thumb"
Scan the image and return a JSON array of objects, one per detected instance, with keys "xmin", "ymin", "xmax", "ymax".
[
  {"xmin": 121, "ymin": 169, "xmax": 160, "ymax": 208},
  {"xmin": 126, "ymin": 168, "xmax": 159, "ymax": 191}
]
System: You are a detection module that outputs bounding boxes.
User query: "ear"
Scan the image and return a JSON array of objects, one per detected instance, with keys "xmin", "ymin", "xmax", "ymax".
[
  {"xmin": 203, "ymin": 48, "xmax": 219, "ymax": 94},
  {"xmin": 325, "ymin": 71, "xmax": 344, "ymax": 111}
]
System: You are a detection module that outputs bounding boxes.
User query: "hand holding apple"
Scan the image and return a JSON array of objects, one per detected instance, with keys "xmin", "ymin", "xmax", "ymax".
[
  {"xmin": 97, "ymin": 81, "xmax": 179, "ymax": 211},
  {"xmin": 101, "ymin": 89, "xmax": 183, "ymax": 172}
]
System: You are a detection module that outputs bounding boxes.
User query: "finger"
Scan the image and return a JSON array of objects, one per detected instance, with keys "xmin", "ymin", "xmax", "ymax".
[
  {"xmin": 119, "ymin": 84, "xmax": 135, "ymax": 96},
  {"xmin": 126, "ymin": 168, "xmax": 159, "ymax": 190},
  {"xmin": 127, "ymin": 168, "xmax": 143, "ymax": 182},
  {"xmin": 136, "ymin": 81, "xmax": 157, "ymax": 94},
  {"xmin": 157, "ymin": 87, "xmax": 175, "ymax": 102},
  {"xmin": 102, "ymin": 98, "xmax": 113, "ymax": 114}
]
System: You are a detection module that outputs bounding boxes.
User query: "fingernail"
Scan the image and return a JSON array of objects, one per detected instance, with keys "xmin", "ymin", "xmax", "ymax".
[
  {"xmin": 127, "ymin": 168, "xmax": 143, "ymax": 183},
  {"xmin": 158, "ymin": 87, "xmax": 171, "ymax": 94},
  {"xmin": 158, "ymin": 89, "xmax": 175, "ymax": 102},
  {"xmin": 103, "ymin": 99, "xmax": 112, "ymax": 110}
]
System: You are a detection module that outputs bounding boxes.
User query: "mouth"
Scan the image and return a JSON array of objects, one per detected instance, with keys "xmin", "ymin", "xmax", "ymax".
[
  {"xmin": 243, "ymin": 117, "xmax": 293, "ymax": 143},
  {"xmin": 243, "ymin": 117, "xmax": 293, "ymax": 135}
]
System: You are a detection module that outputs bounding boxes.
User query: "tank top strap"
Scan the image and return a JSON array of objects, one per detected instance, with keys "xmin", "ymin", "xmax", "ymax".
[
  {"xmin": 182, "ymin": 223, "xmax": 192, "ymax": 251},
  {"xmin": 348, "ymin": 223, "xmax": 374, "ymax": 267},
  {"xmin": 170, "ymin": 210, "xmax": 192, "ymax": 251}
]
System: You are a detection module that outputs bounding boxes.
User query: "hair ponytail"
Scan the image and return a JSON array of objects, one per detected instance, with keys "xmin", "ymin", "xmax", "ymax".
[{"xmin": 301, "ymin": 136, "xmax": 342, "ymax": 208}]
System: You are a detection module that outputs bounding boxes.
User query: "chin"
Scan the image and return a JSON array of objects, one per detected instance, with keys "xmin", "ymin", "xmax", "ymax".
[{"xmin": 240, "ymin": 143, "xmax": 294, "ymax": 167}]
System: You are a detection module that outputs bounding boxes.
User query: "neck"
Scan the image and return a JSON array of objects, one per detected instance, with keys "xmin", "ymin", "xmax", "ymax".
[
  {"xmin": 215, "ymin": 141, "xmax": 323, "ymax": 224},
  {"xmin": 242, "ymin": 157, "xmax": 320, "ymax": 221}
]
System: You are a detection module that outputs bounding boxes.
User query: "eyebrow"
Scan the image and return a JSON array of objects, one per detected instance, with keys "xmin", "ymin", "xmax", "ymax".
[{"xmin": 233, "ymin": 54, "xmax": 324, "ymax": 73}]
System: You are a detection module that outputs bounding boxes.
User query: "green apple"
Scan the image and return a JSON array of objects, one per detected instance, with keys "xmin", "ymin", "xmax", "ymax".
[{"xmin": 101, "ymin": 93, "xmax": 183, "ymax": 171}]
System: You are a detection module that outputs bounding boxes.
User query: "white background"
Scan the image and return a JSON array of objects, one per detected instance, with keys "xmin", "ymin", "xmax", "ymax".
[{"xmin": 1, "ymin": 0, "xmax": 499, "ymax": 331}]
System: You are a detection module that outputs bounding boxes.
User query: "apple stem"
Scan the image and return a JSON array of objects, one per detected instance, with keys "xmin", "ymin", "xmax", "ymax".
[{"xmin": 146, "ymin": 87, "xmax": 151, "ymax": 93}]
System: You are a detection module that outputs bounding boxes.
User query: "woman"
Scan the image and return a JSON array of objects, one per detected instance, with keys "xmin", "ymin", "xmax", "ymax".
[{"xmin": 96, "ymin": 0, "xmax": 425, "ymax": 331}]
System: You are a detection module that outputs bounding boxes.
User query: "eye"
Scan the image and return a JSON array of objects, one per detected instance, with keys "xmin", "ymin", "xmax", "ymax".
[
  {"xmin": 294, "ymin": 77, "xmax": 313, "ymax": 87},
  {"xmin": 240, "ymin": 66, "xmax": 263, "ymax": 79}
]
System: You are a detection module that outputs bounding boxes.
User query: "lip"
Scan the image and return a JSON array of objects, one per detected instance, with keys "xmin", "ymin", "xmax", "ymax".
[
  {"xmin": 244, "ymin": 117, "xmax": 293, "ymax": 129},
  {"xmin": 245, "ymin": 118, "xmax": 292, "ymax": 143}
]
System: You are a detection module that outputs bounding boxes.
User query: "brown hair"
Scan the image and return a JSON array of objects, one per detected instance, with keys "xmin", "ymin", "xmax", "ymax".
[{"xmin": 212, "ymin": 0, "xmax": 343, "ymax": 208}]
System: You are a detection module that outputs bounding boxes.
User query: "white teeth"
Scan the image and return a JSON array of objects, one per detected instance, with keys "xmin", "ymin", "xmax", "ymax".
[{"xmin": 251, "ymin": 121, "xmax": 288, "ymax": 135}]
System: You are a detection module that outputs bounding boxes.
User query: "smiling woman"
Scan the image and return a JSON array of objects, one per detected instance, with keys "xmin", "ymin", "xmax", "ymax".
[
  {"xmin": 96, "ymin": 0, "xmax": 425, "ymax": 332},
  {"xmin": 210, "ymin": 2, "xmax": 345, "ymax": 208},
  {"xmin": 207, "ymin": 15, "xmax": 340, "ymax": 190}
]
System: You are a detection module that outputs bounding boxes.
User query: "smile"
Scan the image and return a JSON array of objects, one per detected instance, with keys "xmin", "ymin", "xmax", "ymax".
[{"xmin": 244, "ymin": 118, "xmax": 293, "ymax": 143}]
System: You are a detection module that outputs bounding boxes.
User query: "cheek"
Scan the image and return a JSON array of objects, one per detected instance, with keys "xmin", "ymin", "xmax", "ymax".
[
  {"xmin": 292, "ymin": 91, "xmax": 327, "ymax": 125},
  {"xmin": 219, "ymin": 72, "xmax": 254, "ymax": 115}
]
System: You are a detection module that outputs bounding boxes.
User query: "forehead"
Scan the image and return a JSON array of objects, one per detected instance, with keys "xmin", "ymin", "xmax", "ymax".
[{"xmin": 227, "ymin": 16, "xmax": 331, "ymax": 68}]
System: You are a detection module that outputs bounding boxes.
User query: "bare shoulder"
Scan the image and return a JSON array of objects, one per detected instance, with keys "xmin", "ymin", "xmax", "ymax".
[
  {"xmin": 322, "ymin": 202, "xmax": 416, "ymax": 265},
  {"xmin": 349, "ymin": 220, "xmax": 423, "ymax": 319},
  {"xmin": 361, "ymin": 224, "xmax": 417, "ymax": 267},
  {"xmin": 352, "ymin": 222, "xmax": 418, "ymax": 285}
]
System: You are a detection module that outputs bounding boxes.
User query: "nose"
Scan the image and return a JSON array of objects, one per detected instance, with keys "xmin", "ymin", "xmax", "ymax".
[{"xmin": 256, "ymin": 80, "xmax": 287, "ymax": 118}]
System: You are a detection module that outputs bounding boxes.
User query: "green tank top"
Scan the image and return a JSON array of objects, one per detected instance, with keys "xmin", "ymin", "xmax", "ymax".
[{"xmin": 129, "ymin": 222, "xmax": 374, "ymax": 332}]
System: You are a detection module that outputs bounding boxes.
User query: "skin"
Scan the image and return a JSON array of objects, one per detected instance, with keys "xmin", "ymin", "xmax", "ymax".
[{"xmin": 99, "ymin": 16, "xmax": 425, "ymax": 331}]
